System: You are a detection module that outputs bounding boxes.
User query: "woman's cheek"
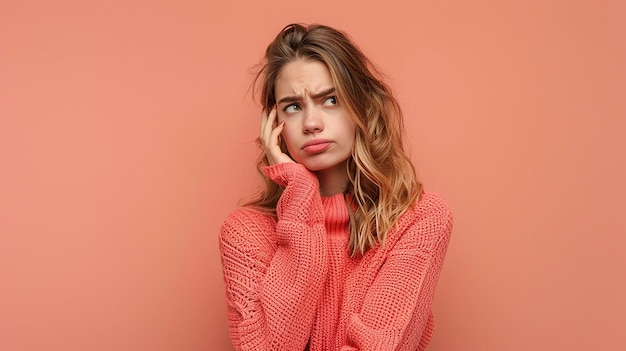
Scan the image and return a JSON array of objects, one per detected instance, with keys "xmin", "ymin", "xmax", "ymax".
[{"xmin": 281, "ymin": 128, "xmax": 298, "ymax": 156}]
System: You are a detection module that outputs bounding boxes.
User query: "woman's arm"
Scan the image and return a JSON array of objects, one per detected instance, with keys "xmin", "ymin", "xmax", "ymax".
[
  {"xmin": 341, "ymin": 194, "xmax": 453, "ymax": 351},
  {"xmin": 219, "ymin": 163, "xmax": 328, "ymax": 351}
]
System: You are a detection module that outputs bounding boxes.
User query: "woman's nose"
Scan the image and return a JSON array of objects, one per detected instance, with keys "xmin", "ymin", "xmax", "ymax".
[{"xmin": 303, "ymin": 108, "xmax": 323, "ymax": 133}]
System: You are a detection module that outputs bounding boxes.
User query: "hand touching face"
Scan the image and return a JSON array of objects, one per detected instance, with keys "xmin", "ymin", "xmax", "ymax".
[
  {"xmin": 259, "ymin": 106, "xmax": 295, "ymax": 166},
  {"xmin": 273, "ymin": 59, "xmax": 356, "ymax": 174}
]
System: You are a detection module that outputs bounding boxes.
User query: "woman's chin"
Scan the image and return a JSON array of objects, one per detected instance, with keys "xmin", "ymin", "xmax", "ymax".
[{"xmin": 299, "ymin": 160, "xmax": 348, "ymax": 174}]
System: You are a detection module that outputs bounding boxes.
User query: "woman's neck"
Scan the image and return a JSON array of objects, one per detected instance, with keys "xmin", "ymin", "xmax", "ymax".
[{"xmin": 314, "ymin": 162, "xmax": 349, "ymax": 197}]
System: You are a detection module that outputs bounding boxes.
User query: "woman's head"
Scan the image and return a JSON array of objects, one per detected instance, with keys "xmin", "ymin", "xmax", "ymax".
[
  {"xmin": 251, "ymin": 23, "xmax": 422, "ymax": 255},
  {"xmin": 273, "ymin": 59, "xmax": 356, "ymax": 183},
  {"xmin": 257, "ymin": 24, "xmax": 403, "ymax": 151}
]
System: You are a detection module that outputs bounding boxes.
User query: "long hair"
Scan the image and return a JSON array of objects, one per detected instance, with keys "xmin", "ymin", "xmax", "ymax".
[{"xmin": 246, "ymin": 23, "xmax": 423, "ymax": 256}]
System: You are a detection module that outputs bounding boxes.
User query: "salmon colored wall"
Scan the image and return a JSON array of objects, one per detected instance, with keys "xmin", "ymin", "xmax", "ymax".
[{"xmin": 1, "ymin": 1, "xmax": 624, "ymax": 350}]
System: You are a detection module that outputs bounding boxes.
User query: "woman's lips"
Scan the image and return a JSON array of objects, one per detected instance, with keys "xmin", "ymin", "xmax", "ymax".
[{"xmin": 302, "ymin": 140, "xmax": 332, "ymax": 154}]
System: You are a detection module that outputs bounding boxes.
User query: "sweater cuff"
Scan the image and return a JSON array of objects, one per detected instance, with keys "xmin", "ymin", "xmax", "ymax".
[
  {"xmin": 261, "ymin": 163, "xmax": 318, "ymax": 187},
  {"xmin": 346, "ymin": 314, "xmax": 398, "ymax": 350},
  {"xmin": 262, "ymin": 163, "xmax": 323, "ymax": 224}
]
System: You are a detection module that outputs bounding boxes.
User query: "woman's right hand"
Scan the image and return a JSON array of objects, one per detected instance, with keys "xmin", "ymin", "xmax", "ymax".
[{"xmin": 260, "ymin": 106, "xmax": 295, "ymax": 165}]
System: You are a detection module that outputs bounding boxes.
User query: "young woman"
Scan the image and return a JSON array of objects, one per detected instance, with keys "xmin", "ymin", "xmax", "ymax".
[{"xmin": 219, "ymin": 23, "xmax": 453, "ymax": 351}]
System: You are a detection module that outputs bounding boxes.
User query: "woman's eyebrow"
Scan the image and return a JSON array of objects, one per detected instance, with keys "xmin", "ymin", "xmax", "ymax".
[{"xmin": 277, "ymin": 87, "xmax": 336, "ymax": 104}]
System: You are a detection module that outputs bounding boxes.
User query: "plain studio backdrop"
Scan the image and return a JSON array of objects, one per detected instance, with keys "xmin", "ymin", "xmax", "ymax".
[{"xmin": 1, "ymin": 1, "xmax": 624, "ymax": 350}]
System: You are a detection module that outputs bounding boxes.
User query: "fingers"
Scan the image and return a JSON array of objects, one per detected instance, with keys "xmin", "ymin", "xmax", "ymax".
[
  {"xmin": 260, "ymin": 109, "xmax": 267, "ymax": 137},
  {"xmin": 269, "ymin": 120, "xmax": 285, "ymax": 148},
  {"xmin": 260, "ymin": 106, "xmax": 277, "ymax": 149},
  {"xmin": 259, "ymin": 106, "xmax": 294, "ymax": 165}
]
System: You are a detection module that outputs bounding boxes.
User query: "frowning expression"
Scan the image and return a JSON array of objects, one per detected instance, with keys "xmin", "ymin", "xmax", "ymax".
[{"xmin": 274, "ymin": 59, "xmax": 356, "ymax": 174}]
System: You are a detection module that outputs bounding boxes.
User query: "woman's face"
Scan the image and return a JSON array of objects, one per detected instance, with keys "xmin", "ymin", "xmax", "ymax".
[{"xmin": 274, "ymin": 59, "xmax": 356, "ymax": 175}]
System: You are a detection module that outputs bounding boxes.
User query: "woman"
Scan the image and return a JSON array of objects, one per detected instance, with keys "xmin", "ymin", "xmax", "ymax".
[{"xmin": 219, "ymin": 23, "xmax": 453, "ymax": 351}]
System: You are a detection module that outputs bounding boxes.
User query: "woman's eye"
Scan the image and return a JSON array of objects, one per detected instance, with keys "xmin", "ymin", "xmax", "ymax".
[
  {"xmin": 284, "ymin": 104, "xmax": 301, "ymax": 113},
  {"xmin": 323, "ymin": 96, "xmax": 338, "ymax": 106}
]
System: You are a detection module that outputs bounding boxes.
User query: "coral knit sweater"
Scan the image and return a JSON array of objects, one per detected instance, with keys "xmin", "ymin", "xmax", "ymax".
[{"xmin": 219, "ymin": 163, "xmax": 453, "ymax": 351}]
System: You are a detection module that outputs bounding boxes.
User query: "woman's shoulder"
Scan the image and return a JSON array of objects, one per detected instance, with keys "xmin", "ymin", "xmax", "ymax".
[
  {"xmin": 220, "ymin": 206, "xmax": 277, "ymax": 246},
  {"xmin": 412, "ymin": 192, "xmax": 453, "ymax": 222},
  {"xmin": 392, "ymin": 192, "xmax": 453, "ymax": 246}
]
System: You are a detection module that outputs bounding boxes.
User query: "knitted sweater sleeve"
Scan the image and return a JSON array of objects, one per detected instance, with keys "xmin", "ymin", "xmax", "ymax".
[
  {"xmin": 219, "ymin": 163, "xmax": 328, "ymax": 351},
  {"xmin": 341, "ymin": 194, "xmax": 453, "ymax": 351}
]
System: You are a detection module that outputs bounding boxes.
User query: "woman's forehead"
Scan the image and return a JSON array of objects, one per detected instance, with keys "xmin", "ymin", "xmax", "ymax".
[{"xmin": 274, "ymin": 60, "xmax": 334, "ymax": 99}]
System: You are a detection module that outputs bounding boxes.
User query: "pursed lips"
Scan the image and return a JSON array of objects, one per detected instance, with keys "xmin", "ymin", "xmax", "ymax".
[{"xmin": 301, "ymin": 139, "xmax": 333, "ymax": 153}]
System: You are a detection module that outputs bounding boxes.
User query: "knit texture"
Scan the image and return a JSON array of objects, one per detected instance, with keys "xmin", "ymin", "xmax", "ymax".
[{"xmin": 219, "ymin": 163, "xmax": 453, "ymax": 351}]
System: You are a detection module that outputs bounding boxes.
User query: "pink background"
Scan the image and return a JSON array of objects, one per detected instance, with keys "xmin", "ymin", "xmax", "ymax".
[{"xmin": 1, "ymin": 1, "xmax": 625, "ymax": 350}]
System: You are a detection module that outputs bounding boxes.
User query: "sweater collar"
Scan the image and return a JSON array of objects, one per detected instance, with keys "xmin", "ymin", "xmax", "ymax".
[{"xmin": 321, "ymin": 193, "xmax": 350, "ymax": 235}]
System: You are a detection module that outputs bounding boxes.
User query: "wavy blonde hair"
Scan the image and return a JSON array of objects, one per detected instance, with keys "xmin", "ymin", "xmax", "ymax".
[{"xmin": 246, "ymin": 23, "xmax": 423, "ymax": 256}]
